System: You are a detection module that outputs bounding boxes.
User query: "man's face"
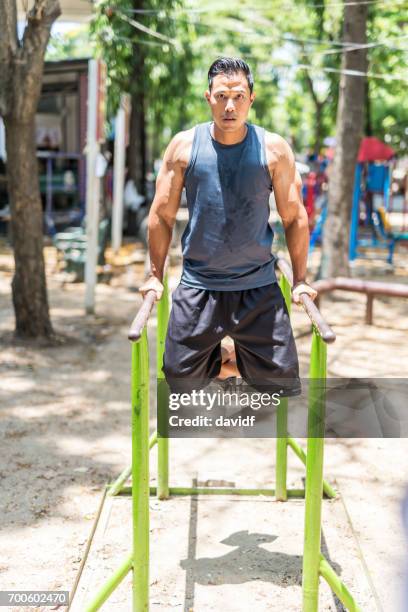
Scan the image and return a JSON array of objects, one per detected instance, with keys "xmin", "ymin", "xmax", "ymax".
[{"xmin": 205, "ymin": 71, "xmax": 255, "ymax": 132}]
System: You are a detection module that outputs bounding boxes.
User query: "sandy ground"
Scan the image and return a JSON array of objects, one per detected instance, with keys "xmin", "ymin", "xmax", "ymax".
[{"xmin": 1, "ymin": 240, "xmax": 408, "ymax": 612}]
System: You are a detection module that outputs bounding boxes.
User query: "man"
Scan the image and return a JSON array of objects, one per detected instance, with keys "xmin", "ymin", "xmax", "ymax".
[{"xmin": 140, "ymin": 57, "xmax": 317, "ymax": 394}]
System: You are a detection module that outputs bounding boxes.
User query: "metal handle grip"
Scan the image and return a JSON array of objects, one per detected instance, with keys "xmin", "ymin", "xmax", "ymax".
[
  {"xmin": 276, "ymin": 257, "xmax": 336, "ymax": 344},
  {"xmin": 128, "ymin": 290, "xmax": 156, "ymax": 342}
]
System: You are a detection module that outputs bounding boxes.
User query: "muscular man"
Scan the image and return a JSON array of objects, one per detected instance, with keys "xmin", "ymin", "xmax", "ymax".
[{"xmin": 140, "ymin": 57, "xmax": 317, "ymax": 394}]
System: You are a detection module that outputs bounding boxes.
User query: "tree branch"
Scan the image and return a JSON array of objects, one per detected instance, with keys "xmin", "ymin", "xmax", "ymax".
[
  {"xmin": 300, "ymin": 42, "xmax": 331, "ymax": 109},
  {"xmin": 10, "ymin": 0, "xmax": 61, "ymax": 119},
  {"xmin": 303, "ymin": 66, "xmax": 321, "ymax": 109}
]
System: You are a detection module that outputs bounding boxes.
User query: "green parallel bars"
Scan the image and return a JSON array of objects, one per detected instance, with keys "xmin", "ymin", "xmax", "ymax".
[
  {"xmin": 157, "ymin": 276, "xmax": 170, "ymax": 500},
  {"xmin": 85, "ymin": 267, "xmax": 362, "ymax": 612},
  {"xmin": 275, "ymin": 274, "xmax": 292, "ymax": 501},
  {"xmin": 131, "ymin": 328, "xmax": 150, "ymax": 611},
  {"xmin": 84, "ymin": 329, "xmax": 150, "ymax": 612},
  {"xmin": 302, "ymin": 329, "xmax": 326, "ymax": 611},
  {"xmin": 302, "ymin": 331, "xmax": 361, "ymax": 611}
]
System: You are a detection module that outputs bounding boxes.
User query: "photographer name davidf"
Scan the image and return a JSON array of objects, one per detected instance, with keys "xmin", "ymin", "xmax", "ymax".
[{"xmin": 169, "ymin": 415, "xmax": 257, "ymax": 428}]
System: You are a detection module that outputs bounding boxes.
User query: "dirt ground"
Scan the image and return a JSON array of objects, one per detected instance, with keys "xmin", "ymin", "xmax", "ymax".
[{"xmin": 1, "ymin": 240, "xmax": 408, "ymax": 612}]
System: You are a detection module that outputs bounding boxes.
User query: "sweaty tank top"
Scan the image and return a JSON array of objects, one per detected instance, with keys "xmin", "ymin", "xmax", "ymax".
[{"xmin": 180, "ymin": 121, "xmax": 277, "ymax": 291}]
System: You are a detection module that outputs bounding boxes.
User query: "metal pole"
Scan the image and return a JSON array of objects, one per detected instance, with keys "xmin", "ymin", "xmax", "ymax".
[
  {"xmin": 276, "ymin": 398, "xmax": 288, "ymax": 501},
  {"xmin": 131, "ymin": 329, "xmax": 150, "ymax": 611},
  {"xmin": 85, "ymin": 554, "xmax": 133, "ymax": 612},
  {"xmin": 276, "ymin": 274, "xmax": 291, "ymax": 501},
  {"xmin": 302, "ymin": 330, "xmax": 327, "ymax": 611},
  {"xmin": 319, "ymin": 555, "xmax": 362, "ymax": 611},
  {"xmin": 111, "ymin": 95, "xmax": 128, "ymax": 254},
  {"xmin": 46, "ymin": 156, "xmax": 53, "ymax": 217},
  {"xmin": 108, "ymin": 431, "xmax": 157, "ymax": 497},
  {"xmin": 349, "ymin": 163, "xmax": 362, "ymax": 262},
  {"xmin": 157, "ymin": 276, "xmax": 170, "ymax": 499},
  {"xmin": 85, "ymin": 59, "xmax": 101, "ymax": 314},
  {"xmin": 287, "ymin": 437, "xmax": 336, "ymax": 499},
  {"xmin": 118, "ymin": 486, "xmax": 306, "ymax": 498}
]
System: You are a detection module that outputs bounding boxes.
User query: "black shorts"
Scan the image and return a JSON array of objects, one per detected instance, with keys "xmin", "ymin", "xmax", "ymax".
[{"xmin": 162, "ymin": 282, "xmax": 300, "ymax": 396}]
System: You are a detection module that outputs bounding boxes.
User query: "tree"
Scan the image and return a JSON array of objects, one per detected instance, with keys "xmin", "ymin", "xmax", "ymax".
[
  {"xmin": 0, "ymin": 0, "xmax": 61, "ymax": 339},
  {"xmin": 319, "ymin": 1, "xmax": 368, "ymax": 278},
  {"xmin": 366, "ymin": 5, "xmax": 408, "ymax": 154},
  {"xmin": 91, "ymin": 0, "xmax": 194, "ymax": 190},
  {"xmin": 91, "ymin": 0, "xmax": 404, "ymax": 174}
]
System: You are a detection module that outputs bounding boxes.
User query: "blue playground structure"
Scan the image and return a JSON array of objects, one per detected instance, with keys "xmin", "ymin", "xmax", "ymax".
[
  {"xmin": 309, "ymin": 136, "xmax": 408, "ymax": 265},
  {"xmin": 348, "ymin": 136, "xmax": 408, "ymax": 265},
  {"xmin": 308, "ymin": 194, "xmax": 328, "ymax": 255},
  {"xmin": 349, "ymin": 159, "xmax": 392, "ymax": 262}
]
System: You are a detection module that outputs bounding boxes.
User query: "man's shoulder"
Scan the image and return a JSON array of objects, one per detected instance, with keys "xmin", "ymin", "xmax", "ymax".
[
  {"xmin": 172, "ymin": 122, "xmax": 209, "ymax": 145},
  {"xmin": 170, "ymin": 123, "xmax": 211, "ymax": 165},
  {"xmin": 263, "ymin": 130, "xmax": 291, "ymax": 150},
  {"xmin": 172, "ymin": 126, "xmax": 196, "ymax": 146},
  {"xmin": 263, "ymin": 131, "xmax": 294, "ymax": 166},
  {"xmin": 168, "ymin": 127, "xmax": 196, "ymax": 166}
]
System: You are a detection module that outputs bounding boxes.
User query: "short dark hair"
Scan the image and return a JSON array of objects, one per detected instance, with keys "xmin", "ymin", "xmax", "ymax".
[{"xmin": 208, "ymin": 57, "xmax": 254, "ymax": 94}]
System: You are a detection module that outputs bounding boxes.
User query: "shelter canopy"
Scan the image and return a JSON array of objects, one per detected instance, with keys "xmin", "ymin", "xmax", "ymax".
[{"xmin": 358, "ymin": 137, "xmax": 395, "ymax": 163}]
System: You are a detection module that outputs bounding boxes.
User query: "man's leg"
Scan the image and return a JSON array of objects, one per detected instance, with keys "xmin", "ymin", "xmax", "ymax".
[
  {"xmin": 219, "ymin": 337, "xmax": 241, "ymax": 380},
  {"xmin": 229, "ymin": 283, "xmax": 300, "ymax": 396},
  {"xmin": 162, "ymin": 284, "xmax": 225, "ymax": 393}
]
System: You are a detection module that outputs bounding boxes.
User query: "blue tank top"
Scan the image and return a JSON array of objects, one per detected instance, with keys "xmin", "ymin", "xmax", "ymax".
[{"xmin": 180, "ymin": 121, "xmax": 277, "ymax": 291}]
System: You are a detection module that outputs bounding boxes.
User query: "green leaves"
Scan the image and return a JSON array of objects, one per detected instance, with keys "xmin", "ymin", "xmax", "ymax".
[{"xmin": 52, "ymin": 0, "xmax": 406, "ymax": 158}]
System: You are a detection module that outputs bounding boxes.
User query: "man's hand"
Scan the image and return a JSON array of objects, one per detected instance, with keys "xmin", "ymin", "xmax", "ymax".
[
  {"xmin": 139, "ymin": 276, "xmax": 164, "ymax": 302},
  {"xmin": 292, "ymin": 281, "xmax": 317, "ymax": 304}
]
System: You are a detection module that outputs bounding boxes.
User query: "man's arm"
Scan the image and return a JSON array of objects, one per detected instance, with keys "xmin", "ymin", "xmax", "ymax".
[
  {"xmin": 140, "ymin": 130, "xmax": 192, "ymax": 299},
  {"xmin": 266, "ymin": 133, "xmax": 316, "ymax": 302}
]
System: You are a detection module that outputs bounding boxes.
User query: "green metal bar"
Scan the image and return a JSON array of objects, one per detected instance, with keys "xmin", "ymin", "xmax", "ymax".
[
  {"xmin": 166, "ymin": 486, "xmax": 304, "ymax": 497},
  {"xmin": 84, "ymin": 553, "xmax": 133, "ymax": 612},
  {"xmin": 117, "ymin": 486, "xmax": 306, "ymax": 497},
  {"xmin": 108, "ymin": 464, "xmax": 132, "ymax": 497},
  {"xmin": 287, "ymin": 437, "xmax": 336, "ymax": 499},
  {"xmin": 319, "ymin": 555, "xmax": 362, "ymax": 612},
  {"xmin": 131, "ymin": 330, "xmax": 150, "ymax": 611},
  {"xmin": 149, "ymin": 430, "xmax": 158, "ymax": 449},
  {"xmin": 276, "ymin": 398, "xmax": 288, "ymax": 501},
  {"xmin": 279, "ymin": 272, "xmax": 292, "ymax": 313},
  {"xmin": 302, "ymin": 329, "xmax": 327, "ymax": 612},
  {"xmin": 108, "ymin": 431, "xmax": 158, "ymax": 497},
  {"xmin": 157, "ymin": 275, "xmax": 170, "ymax": 500},
  {"xmin": 276, "ymin": 274, "xmax": 292, "ymax": 501}
]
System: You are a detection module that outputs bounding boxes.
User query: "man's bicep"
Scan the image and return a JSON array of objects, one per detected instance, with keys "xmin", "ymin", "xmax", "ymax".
[
  {"xmin": 272, "ymin": 143, "xmax": 304, "ymax": 226},
  {"xmin": 150, "ymin": 138, "xmax": 184, "ymax": 227}
]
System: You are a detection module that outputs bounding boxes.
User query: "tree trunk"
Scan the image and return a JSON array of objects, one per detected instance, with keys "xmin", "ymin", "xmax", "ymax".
[
  {"xmin": 365, "ymin": 79, "xmax": 372, "ymax": 136},
  {"xmin": 129, "ymin": 90, "xmax": 146, "ymax": 196},
  {"xmin": 5, "ymin": 119, "xmax": 53, "ymax": 338},
  {"xmin": 319, "ymin": 2, "xmax": 368, "ymax": 278},
  {"xmin": 0, "ymin": 0, "xmax": 61, "ymax": 339}
]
